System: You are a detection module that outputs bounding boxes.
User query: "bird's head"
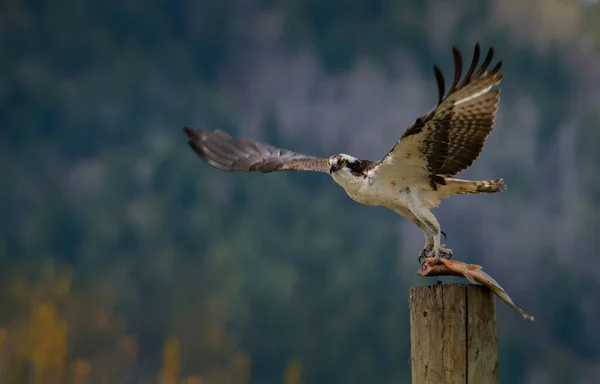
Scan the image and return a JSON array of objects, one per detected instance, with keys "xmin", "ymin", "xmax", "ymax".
[
  {"xmin": 327, "ymin": 154, "xmax": 366, "ymax": 179},
  {"xmin": 328, "ymin": 154, "xmax": 355, "ymax": 174}
]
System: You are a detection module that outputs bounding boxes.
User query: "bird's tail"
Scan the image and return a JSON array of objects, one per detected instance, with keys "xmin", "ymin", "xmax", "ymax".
[{"xmin": 440, "ymin": 178, "xmax": 506, "ymax": 197}]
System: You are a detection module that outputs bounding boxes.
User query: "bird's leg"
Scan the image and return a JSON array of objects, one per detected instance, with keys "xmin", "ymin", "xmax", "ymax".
[
  {"xmin": 406, "ymin": 196, "xmax": 453, "ymax": 263},
  {"xmin": 413, "ymin": 219, "xmax": 434, "ymax": 263},
  {"xmin": 422, "ymin": 215, "xmax": 453, "ymax": 262}
]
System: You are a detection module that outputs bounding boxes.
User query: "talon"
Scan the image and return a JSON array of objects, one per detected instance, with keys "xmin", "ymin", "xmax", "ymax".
[
  {"xmin": 418, "ymin": 249, "xmax": 428, "ymax": 263},
  {"xmin": 439, "ymin": 245, "xmax": 453, "ymax": 260},
  {"xmin": 427, "ymin": 245, "xmax": 453, "ymax": 263},
  {"xmin": 441, "ymin": 230, "xmax": 447, "ymax": 239},
  {"xmin": 418, "ymin": 244, "xmax": 433, "ymax": 263}
]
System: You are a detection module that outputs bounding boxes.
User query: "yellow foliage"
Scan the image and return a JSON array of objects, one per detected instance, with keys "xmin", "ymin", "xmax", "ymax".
[
  {"xmin": 30, "ymin": 302, "xmax": 68, "ymax": 384},
  {"xmin": 1, "ymin": 263, "xmax": 93, "ymax": 384},
  {"xmin": 283, "ymin": 358, "xmax": 302, "ymax": 384},
  {"xmin": 160, "ymin": 336, "xmax": 181, "ymax": 384},
  {"xmin": 1, "ymin": 261, "xmax": 250, "ymax": 383}
]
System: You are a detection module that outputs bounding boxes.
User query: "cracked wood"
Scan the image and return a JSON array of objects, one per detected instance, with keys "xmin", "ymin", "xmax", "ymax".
[{"xmin": 409, "ymin": 283, "xmax": 498, "ymax": 384}]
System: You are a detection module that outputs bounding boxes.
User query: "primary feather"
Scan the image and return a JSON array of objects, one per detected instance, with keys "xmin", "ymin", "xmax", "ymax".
[{"xmin": 183, "ymin": 127, "xmax": 329, "ymax": 173}]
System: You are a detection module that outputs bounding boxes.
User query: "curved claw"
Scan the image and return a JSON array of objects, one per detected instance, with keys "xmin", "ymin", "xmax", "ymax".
[
  {"xmin": 426, "ymin": 245, "xmax": 454, "ymax": 263},
  {"xmin": 418, "ymin": 244, "xmax": 434, "ymax": 263},
  {"xmin": 418, "ymin": 249, "xmax": 428, "ymax": 264},
  {"xmin": 438, "ymin": 245, "xmax": 453, "ymax": 260}
]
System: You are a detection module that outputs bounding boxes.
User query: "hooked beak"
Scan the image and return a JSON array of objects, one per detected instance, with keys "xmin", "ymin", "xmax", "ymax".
[{"xmin": 329, "ymin": 163, "xmax": 341, "ymax": 174}]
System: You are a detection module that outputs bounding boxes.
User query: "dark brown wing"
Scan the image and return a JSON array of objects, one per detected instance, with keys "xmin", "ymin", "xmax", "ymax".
[
  {"xmin": 183, "ymin": 127, "xmax": 329, "ymax": 173},
  {"xmin": 373, "ymin": 43, "xmax": 503, "ymax": 182}
]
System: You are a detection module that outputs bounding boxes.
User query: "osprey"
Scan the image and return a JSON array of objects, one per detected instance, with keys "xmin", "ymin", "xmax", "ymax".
[{"xmin": 183, "ymin": 43, "xmax": 505, "ymax": 262}]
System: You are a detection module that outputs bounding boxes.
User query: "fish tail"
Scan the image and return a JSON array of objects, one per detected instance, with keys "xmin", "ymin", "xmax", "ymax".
[
  {"xmin": 516, "ymin": 308, "xmax": 535, "ymax": 321},
  {"xmin": 495, "ymin": 289, "xmax": 535, "ymax": 321}
]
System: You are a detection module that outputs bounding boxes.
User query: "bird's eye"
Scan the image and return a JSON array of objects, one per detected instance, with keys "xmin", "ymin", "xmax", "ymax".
[{"xmin": 340, "ymin": 159, "xmax": 347, "ymax": 166}]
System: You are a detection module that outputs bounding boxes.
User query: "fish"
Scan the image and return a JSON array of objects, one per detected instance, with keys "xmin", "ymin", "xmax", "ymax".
[{"xmin": 417, "ymin": 257, "xmax": 535, "ymax": 321}]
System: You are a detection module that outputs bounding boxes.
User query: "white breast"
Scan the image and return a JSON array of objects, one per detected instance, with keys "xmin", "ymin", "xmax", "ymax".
[
  {"xmin": 331, "ymin": 168, "xmax": 400, "ymax": 207},
  {"xmin": 330, "ymin": 166, "xmax": 441, "ymax": 209}
]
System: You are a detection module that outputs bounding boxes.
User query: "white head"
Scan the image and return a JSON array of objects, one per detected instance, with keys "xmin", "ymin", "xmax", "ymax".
[{"xmin": 327, "ymin": 153, "xmax": 367, "ymax": 185}]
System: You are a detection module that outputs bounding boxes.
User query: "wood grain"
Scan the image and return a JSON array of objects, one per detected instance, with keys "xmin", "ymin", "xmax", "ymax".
[{"xmin": 409, "ymin": 283, "xmax": 497, "ymax": 384}]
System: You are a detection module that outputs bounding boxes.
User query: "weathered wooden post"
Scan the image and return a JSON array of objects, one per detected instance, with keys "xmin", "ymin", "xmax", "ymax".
[{"xmin": 409, "ymin": 283, "xmax": 498, "ymax": 384}]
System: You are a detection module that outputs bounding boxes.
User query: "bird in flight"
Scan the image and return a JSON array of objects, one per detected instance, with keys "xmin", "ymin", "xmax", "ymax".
[{"xmin": 183, "ymin": 43, "xmax": 505, "ymax": 263}]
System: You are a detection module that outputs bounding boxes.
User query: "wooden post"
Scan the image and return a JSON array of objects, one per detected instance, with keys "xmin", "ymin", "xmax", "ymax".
[{"xmin": 409, "ymin": 283, "xmax": 498, "ymax": 384}]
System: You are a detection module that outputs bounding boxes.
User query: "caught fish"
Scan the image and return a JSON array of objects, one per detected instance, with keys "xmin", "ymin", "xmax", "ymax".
[{"xmin": 417, "ymin": 257, "xmax": 534, "ymax": 321}]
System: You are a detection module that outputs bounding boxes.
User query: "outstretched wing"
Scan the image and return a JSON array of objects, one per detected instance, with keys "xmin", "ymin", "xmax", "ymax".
[
  {"xmin": 183, "ymin": 127, "xmax": 329, "ymax": 173},
  {"xmin": 373, "ymin": 43, "xmax": 503, "ymax": 185}
]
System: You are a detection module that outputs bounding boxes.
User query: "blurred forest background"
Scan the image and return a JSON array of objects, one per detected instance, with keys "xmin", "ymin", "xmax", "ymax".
[{"xmin": 3, "ymin": 0, "xmax": 600, "ymax": 383}]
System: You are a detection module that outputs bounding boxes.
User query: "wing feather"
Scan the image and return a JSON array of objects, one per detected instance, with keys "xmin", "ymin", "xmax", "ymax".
[
  {"xmin": 183, "ymin": 127, "xmax": 329, "ymax": 173},
  {"xmin": 373, "ymin": 43, "xmax": 503, "ymax": 184},
  {"xmin": 447, "ymin": 46, "xmax": 463, "ymax": 95}
]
